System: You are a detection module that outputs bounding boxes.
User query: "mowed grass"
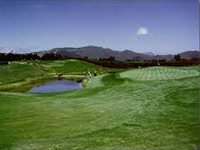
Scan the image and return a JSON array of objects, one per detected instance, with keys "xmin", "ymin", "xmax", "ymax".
[
  {"xmin": 40, "ymin": 59, "xmax": 105, "ymax": 74},
  {"xmin": 120, "ymin": 66, "xmax": 199, "ymax": 81},
  {"xmin": 0, "ymin": 62, "xmax": 199, "ymax": 149}
]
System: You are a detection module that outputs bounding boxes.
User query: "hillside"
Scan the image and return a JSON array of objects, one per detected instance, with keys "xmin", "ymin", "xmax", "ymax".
[
  {"xmin": 180, "ymin": 51, "xmax": 200, "ymax": 59},
  {"xmin": 0, "ymin": 60, "xmax": 106, "ymax": 92}
]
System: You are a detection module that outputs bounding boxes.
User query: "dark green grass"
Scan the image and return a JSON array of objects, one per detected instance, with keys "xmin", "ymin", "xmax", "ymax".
[{"xmin": 0, "ymin": 63, "xmax": 199, "ymax": 149}]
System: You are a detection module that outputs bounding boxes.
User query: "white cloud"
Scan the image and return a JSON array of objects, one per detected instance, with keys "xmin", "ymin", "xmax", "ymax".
[{"xmin": 137, "ymin": 27, "xmax": 148, "ymax": 35}]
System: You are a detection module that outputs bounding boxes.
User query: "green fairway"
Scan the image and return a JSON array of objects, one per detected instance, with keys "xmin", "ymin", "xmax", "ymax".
[{"xmin": 0, "ymin": 61, "xmax": 199, "ymax": 149}]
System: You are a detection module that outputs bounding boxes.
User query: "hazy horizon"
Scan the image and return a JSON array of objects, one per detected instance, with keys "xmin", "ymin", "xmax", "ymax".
[
  {"xmin": 0, "ymin": 44, "xmax": 198, "ymax": 55},
  {"xmin": 0, "ymin": 0, "xmax": 199, "ymax": 54}
]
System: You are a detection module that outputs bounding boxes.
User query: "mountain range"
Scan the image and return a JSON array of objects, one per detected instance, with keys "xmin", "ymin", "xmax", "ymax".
[
  {"xmin": 35, "ymin": 46, "xmax": 199, "ymax": 61},
  {"xmin": 1, "ymin": 46, "xmax": 199, "ymax": 61}
]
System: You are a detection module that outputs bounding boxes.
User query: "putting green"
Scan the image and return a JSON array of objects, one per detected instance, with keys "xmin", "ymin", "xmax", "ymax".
[{"xmin": 120, "ymin": 66, "xmax": 199, "ymax": 80}]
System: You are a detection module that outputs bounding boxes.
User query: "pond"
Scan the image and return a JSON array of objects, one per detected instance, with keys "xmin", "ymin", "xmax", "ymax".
[{"xmin": 28, "ymin": 80, "xmax": 83, "ymax": 93}]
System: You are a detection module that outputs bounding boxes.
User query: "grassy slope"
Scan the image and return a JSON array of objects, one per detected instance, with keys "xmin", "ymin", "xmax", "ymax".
[
  {"xmin": 0, "ymin": 63, "xmax": 199, "ymax": 149},
  {"xmin": 0, "ymin": 60, "xmax": 104, "ymax": 92},
  {"xmin": 0, "ymin": 59, "xmax": 104, "ymax": 84},
  {"xmin": 40, "ymin": 59, "xmax": 105, "ymax": 74},
  {"xmin": 0, "ymin": 62, "xmax": 47, "ymax": 85}
]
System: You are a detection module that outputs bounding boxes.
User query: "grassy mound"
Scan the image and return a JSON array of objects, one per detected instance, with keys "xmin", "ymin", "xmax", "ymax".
[
  {"xmin": 0, "ymin": 62, "xmax": 47, "ymax": 85},
  {"xmin": 120, "ymin": 66, "xmax": 199, "ymax": 81},
  {"xmin": 41, "ymin": 59, "xmax": 103, "ymax": 74}
]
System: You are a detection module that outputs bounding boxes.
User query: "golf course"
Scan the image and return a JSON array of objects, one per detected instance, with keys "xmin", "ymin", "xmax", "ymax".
[{"xmin": 0, "ymin": 59, "xmax": 199, "ymax": 149}]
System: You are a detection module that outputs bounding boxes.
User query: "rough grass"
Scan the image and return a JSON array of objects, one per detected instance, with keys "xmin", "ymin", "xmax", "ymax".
[{"xmin": 0, "ymin": 63, "xmax": 199, "ymax": 149}]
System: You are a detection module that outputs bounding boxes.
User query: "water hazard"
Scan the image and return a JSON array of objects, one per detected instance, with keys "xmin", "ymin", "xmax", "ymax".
[{"xmin": 29, "ymin": 80, "xmax": 82, "ymax": 93}]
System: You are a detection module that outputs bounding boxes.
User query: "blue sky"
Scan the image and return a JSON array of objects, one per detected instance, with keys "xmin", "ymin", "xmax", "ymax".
[{"xmin": 0, "ymin": 0, "xmax": 199, "ymax": 54}]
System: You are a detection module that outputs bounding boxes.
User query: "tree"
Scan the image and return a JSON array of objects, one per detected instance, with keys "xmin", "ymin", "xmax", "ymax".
[
  {"xmin": 174, "ymin": 54, "xmax": 181, "ymax": 61},
  {"xmin": 108, "ymin": 56, "xmax": 115, "ymax": 61},
  {"xmin": 41, "ymin": 53, "xmax": 57, "ymax": 60}
]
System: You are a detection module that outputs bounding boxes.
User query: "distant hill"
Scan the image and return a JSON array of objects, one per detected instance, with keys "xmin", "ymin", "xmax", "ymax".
[
  {"xmin": 27, "ymin": 46, "xmax": 200, "ymax": 61},
  {"xmin": 144, "ymin": 52, "xmax": 155, "ymax": 56},
  {"xmin": 179, "ymin": 51, "xmax": 200, "ymax": 59},
  {"xmin": 36, "ymin": 46, "xmax": 153, "ymax": 61}
]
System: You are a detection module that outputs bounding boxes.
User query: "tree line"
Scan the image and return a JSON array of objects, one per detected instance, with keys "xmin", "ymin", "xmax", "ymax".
[
  {"xmin": 0, "ymin": 52, "xmax": 62, "ymax": 61},
  {"xmin": 0, "ymin": 52, "xmax": 199, "ymax": 67}
]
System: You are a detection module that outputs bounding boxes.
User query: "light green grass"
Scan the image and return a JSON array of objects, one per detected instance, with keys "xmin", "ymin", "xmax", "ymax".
[
  {"xmin": 120, "ymin": 66, "xmax": 199, "ymax": 81},
  {"xmin": 0, "ymin": 63, "xmax": 199, "ymax": 149}
]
